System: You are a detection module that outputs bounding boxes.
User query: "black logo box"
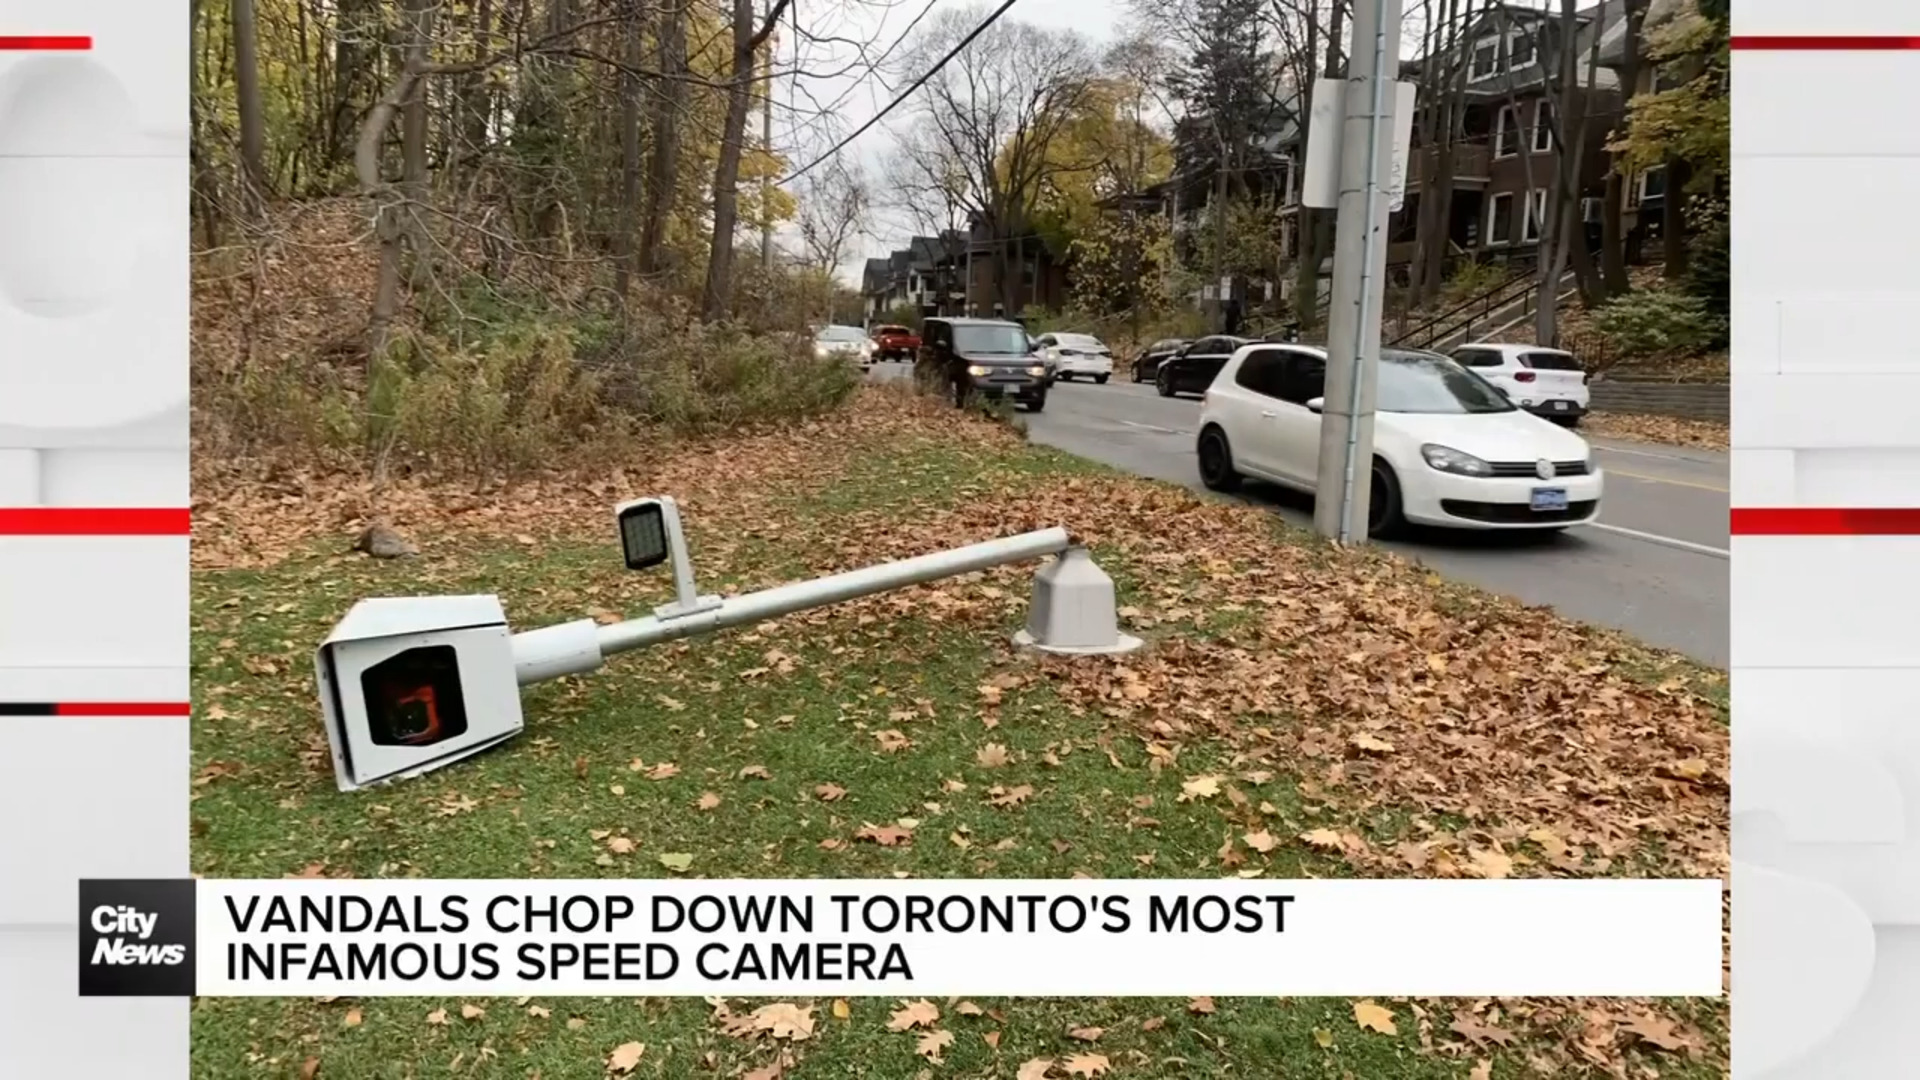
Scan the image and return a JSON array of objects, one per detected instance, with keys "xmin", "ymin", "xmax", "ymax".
[{"xmin": 78, "ymin": 879, "xmax": 197, "ymax": 997}]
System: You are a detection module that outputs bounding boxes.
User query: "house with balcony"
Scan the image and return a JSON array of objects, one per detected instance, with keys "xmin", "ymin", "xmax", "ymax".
[
  {"xmin": 861, "ymin": 232, "xmax": 973, "ymax": 322},
  {"xmin": 1389, "ymin": 1, "xmax": 1630, "ymax": 272}
]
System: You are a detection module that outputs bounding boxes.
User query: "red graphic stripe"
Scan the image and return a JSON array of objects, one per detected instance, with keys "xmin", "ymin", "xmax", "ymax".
[
  {"xmin": 0, "ymin": 36, "xmax": 91, "ymax": 50},
  {"xmin": 1730, "ymin": 35, "xmax": 1920, "ymax": 50},
  {"xmin": 57, "ymin": 701, "xmax": 191, "ymax": 717},
  {"xmin": 1731, "ymin": 508, "xmax": 1920, "ymax": 535},
  {"xmin": 0, "ymin": 508, "xmax": 190, "ymax": 536}
]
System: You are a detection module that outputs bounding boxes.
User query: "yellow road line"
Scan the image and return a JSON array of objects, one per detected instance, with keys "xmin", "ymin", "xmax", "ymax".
[{"xmin": 1603, "ymin": 469, "xmax": 1728, "ymax": 493}]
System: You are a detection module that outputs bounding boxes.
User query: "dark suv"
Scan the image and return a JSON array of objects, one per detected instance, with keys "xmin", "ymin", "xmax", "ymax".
[{"xmin": 917, "ymin": 317, "xmax": 1050, "ymax": 412}]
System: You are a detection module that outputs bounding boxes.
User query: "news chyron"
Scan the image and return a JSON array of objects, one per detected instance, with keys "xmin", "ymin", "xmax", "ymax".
[{"xmin": 78, "ymin": 879, "xmax": 196, "ymax": 996}]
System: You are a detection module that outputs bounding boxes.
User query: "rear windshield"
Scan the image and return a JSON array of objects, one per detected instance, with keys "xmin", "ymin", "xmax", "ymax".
[
  {"xmin": 1057, "ymin": 334, "xmax": 1103, "ymax": 348},
  {"xmin": 872, "ymin": 325, "xmax": 909, "ymax": 335},
  {"xmin": 818, "ymin": 326, "xmax": 866, "ymax": 342},
  {"xmin": 1519, "ymin": 350, "xmax": 1581, "ymax": 371}
]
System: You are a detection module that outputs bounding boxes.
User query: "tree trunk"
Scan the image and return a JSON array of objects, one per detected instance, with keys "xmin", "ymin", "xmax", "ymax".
[
  {"xmin": 398, "ymin": 0, "xmax": 432, "ymax": 287},
  {"xmin": 1532, "ymin": 0, "xmax": 1580, "ymax": 344},
  {"xmin": 231, "ymin": 0, "xmax": 268, "ymax": 204},
  {"xmin": 613, "ymin": 0, "xmax": 644, "ymax": 299},
  {"xmin": 330, "ymin": 0, "xmax": 378, "ymax": 171},
  {"xmin": 459, "ymin": 0, "xmax": 494, "ymax": 165},
  {"xmin": 638, "ymin": 0, "xmax": 687, "ymax": 278},
  {"xmin": 189, "ymin": 0, "xmax": 222, "ymax": 247},
  {"xmin": 1294, "ymin": 0, "xmax": 1345, "ymax": 330},
  {"xmin": 1600, "ymin": 0, "xmax": 1642, "ymax": 296},
  {"xmin": 1662, "ymin": 155, "xmax": 1692, "ymax": 278},
  {"xmin": 701, "ymin": 0, "xmax": 762, "ymax": 321}
]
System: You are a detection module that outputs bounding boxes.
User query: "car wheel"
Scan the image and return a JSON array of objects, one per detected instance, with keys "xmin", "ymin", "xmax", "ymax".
[
  {"xmin": 1197, "ymin": 426, "xmax": 1241, "ymax": 492},
  {"xmin": 1131, "ymin": 364, "xmax": 1144, "ymax": 383},
  {"xmin": 1367, "ymin": 459, "xmax": 1407, "ymax": 540},
  {"xmin": 1561, "ymin": 415, "xmax": 1582, "ymax": 429},
  {"xmin": 952, "ymin": 380, "xmax": 972, "ymax": 409},
  {"xmin": 1094, "ymin": 374, "xmax": 1109, "ymax": 384},
  {"xmin": 1025, "ymin": 395, "xmax": 1046, "ymax": 413},
  {"xmin": 1156, "ymin": 369, "xmax": 1175, "ymax": 397}
]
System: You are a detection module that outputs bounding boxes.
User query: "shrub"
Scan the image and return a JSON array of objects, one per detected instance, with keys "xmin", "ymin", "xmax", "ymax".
[
  {"xmin": 1441, "ymin": 260, "xmax": 1511, "ymax": 307},
  {"xmin": 1591, "ymin": 288, "xmax": 1726, "ymax": 360},
  {"xmin": 1683, "ymin": 218, "xmax": 1729, "ymax": 333},
  {"xmin": 592, "ymin": 312, "xmax": 861, "ymax": 436}
]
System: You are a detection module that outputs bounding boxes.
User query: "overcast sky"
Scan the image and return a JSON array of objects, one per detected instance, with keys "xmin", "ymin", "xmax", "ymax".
[{"xmin": 770, "ymin": 0, "xmax": 1568, "ymax": 283}]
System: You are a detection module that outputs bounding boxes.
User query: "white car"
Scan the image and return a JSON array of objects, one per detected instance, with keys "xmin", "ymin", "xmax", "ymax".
[
  {"xmin": 1036, "ymin": 333, "xmax": 1114, "ymax": 382},
  {"xmin": 1449, "ymin": 342, "xmax": 1589, "ymax": 425},
  {"xmin": 814, "ymin": 325, "xmax": 874, "ymax": 370},
  {"xmin": 1195, "ymin": 343, "xmax": 1603, "ymax": 538}
]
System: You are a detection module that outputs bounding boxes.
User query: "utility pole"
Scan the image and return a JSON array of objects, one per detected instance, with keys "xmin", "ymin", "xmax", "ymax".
[
  {"xmin": 759, "ymin": 4, "xmax": 776, "ymax": 271},
  {"xmin": 1312, "ymin": 0, "xmax": 1402, "ymax": 543}
]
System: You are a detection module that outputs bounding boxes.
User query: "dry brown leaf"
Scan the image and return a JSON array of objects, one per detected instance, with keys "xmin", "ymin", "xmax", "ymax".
[
  {"xmin": 1017, "ymin": 1059, "xmax": 1055, "ymax": 1080},
  {"xmin": 955, "ymin": 1001, "xmax": 985, "ymax": 1016},
  {"xmin": 751, "ymin": 1002, "xmax": 816, "ymax": 1041},
  {"xmin": 697, "ymin": 791, "xmax": 722, "ymax": 810},
  {"xmin": 459, "ymin": 1003, "xmax": 484, "ymax": 1020},
  {"xmin": 875, "ymin": 730, "xmax": 913, "ymax": 752},
  {"xmin": 815, "ymin": 783, "xmax": 848, "ymax": 801},
  {"xmin": 984, "ymin": 1030, "xmax": 1002, "ymax": 1049},
  {"xmin": 1469, "ymin": 848, "xmax": 1514, "ymax": 880},
  {"xmin": 739, "ymin": 764, "xmax": 773, "ymax": 780},
  {"xmin": 1064, "ymin": 1053, "xmax": 1111, "ymax": 1077},
  {"xmin": 889, "ymin": 999, "xmax": 940, "ymax": 1031},
  {"xmin": 1470, "ymin": 1059, "xmax": 1492, "ymax": 1080},
  {"xmin": 916, "ymin": 1029, "xmax": 955, "ymax": 1062},
  {"xmin": 987, "ymin": 784, "xmax": 1035, "ymax": 808},
  {"xmin": 342, "ymin": 1008, "xmax": 362, "ymax": 1028},
  {"xmin": 831, "ymin": 998, "xmax": 851, "ymax": 1020},
  {"xmin": 1300, "ymin": 828, "xmax": 1344, "ymax": 851},
  {"xmin": 855, "ymin": 822, "xmax": 914, "ymax": 846},
  {"xmin": 1353, "ymin": 1000, "xmax": 1397, "ymax": 1036},
  {"xmin": 1179, "ymin": 775, "xmax": 1223, "ymax": 801},
  {"xmin": 976, "ymin": 742, "xmax": 1011, "ymax": 768},
  {"xmin": 298, "ymin": 1058, "xmax": 320, "ymax": 1080},
  {"xmin": 607, "ymin": 1041, "xmax": 645, "ymax": 1073},
  {"xmin": 1068, "ymin": 1025, "xmax": 1104, "ymax": 1042},
  {"xmin": 1243, "ymin": 829, "xmax": 1278, "ymax": 853},
  {"xmin": 424, "ymin": 1008, "xmax": 448, "ymax": 1026}
]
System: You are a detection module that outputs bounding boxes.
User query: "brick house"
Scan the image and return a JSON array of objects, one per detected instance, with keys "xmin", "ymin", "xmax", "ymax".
[{"xmin": 860, "ymin": 231, "xmax": 971, "ymax": 323}]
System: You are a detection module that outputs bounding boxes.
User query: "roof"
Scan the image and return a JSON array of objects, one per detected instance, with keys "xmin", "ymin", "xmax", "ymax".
[
  {"xmin": 926, "ymin": 316, "xmax": 1024, "ymax": 327},
  {"xmin": 1405, "ymin": 1, "xmax": 1630, "ymax": 97}
]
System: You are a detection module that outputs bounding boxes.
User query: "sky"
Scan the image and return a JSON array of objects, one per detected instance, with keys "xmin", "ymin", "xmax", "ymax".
[{"xmin": 770, "ymin": 0, "xmax": 1570, "ymax": 284}]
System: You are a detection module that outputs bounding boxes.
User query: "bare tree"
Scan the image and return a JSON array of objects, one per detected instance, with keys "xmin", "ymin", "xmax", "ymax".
[
  {"xmin": 702, "ymin": 0, "xmax": 793, "ymax": 321},
  {"xmin": 231, "ymin": 0, "xmax": 268, "ymax": 204},
  {"xmin": 796, "ymin": 160, "xmax": 870, "ymax": 275},
  {"xmin": 893, "ymin": 9, "xmax": 1097, "ymax": 315},
  {"xmin": 638, "ymin": 0, "xmax": 688, "ymax": 280},
  {"xmin": 1599, "ymin": 0, "xmax": 1644, "ymax": 296}
]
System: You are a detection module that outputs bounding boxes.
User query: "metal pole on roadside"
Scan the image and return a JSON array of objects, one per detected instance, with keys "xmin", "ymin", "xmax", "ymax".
[{"xmin": 1312, "ymin": 0, "xmax": 1403, "ymax": 543}]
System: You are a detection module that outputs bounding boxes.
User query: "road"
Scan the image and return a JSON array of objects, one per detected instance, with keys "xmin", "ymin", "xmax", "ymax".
[{"xmin": 870, "ymin": 362, "xmax": 1728, "ymax": 666}]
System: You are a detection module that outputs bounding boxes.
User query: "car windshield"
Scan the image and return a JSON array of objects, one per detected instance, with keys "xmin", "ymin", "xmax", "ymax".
[
  {"xmin": 953, "ymin": 324, "xmax": 1031, "ymax": 355},
  {"xmin": 1519, "ymin": 350, "xmax": 1581, "ymax": 371},
  {"xmin": 817, "ymin": 326, "xmax": 866, "ymax": 343},
  {"xmin": 1377, "ymin": 350, "xmax": 1516, "ymax": 414},
  {"xmin": 873, "ymin": 325, "xmax": 908, "ymax": 336}
]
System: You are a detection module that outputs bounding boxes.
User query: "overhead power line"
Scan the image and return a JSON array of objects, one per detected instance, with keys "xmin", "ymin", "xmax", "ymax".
[{"xmin": 778, "ymin": 0, "xmax": 1024, "ymax": 185}]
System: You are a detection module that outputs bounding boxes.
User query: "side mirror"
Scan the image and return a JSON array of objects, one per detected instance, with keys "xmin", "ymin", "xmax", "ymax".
[{"xmin": 1306, "ymin": 397, "xmax": 1325, "ymax": 414}]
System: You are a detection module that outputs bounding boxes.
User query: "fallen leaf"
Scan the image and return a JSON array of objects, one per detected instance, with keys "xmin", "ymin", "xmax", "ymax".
[
  {"xmin": 298, "ymin": 1058, "xmax": 320, "ymax": 1080},
  {"xmin": 1068, "ymin": 1026, "xmax": 1104, "ymax": 1042},
  {"xmin": 977, "ymin": 743, "xmax": 1011, "ymax": 767},
  {"xmin": 956, "ymin": 1001, "xmax": 985, "ymax": 1016},
  {"xmin": 697, "ymin": 791, "xmax": 722, "ymax": 810},
  {"xmin": 1622, "ymin": 1011, "xmax": 1693, "ymax": 1052},
  {"xmin": 607, "ymin": 1041, "xmax": 645, "ymax": 1073},
  {"xmin": 1469, "ymin": 848, "xmax": 1514, "ymax": 880},
  {"xmin": 527, "ymin": 1004, "xmax": 552, "ymax": 1019},
  {"xmin": 1064, "ymin": 1053, "xmax": 1111, "ymax": 1077},
  {"xmin": 567, "ymin": 1016, "xmax": 587, "ymax": 1031},
  {"xmin": 658, "ymin": 852, "xmax": 693, "ymax": 872},
  {"xmin": 1300, "ymin": 828, "xmax": 1344, "ymax": 851},
  {"xmin": 875, "ymin": 730, "xmax": 913, "ymax": 752},
  {"xmin": 1353, "ymin": 999, "xmax": 1397, "ymax": 1036},
  {"xmin": 916, "ymin": 1029, "xmax": 955, "ymax": 1062},
  {"xmin": 1179, "ymin": 775, "xmax": 1223, "ymax": 801},
  {"xmin": 460, "ymin": 1003, "xmax": 484, "ymax": 1020},
  {"xmin": 832, "ymin": 998, "xmax": 851, "ymax": 1020},
  {"xmin": 342, "ymin": 1008, "xmax": 362, "ymax": 1028},
  {"xmin": 1017, "ymin": 1059, "xmax": 1054, "ymax": 1080},
  {"xmin": 752, "ymin": 1002, "xmax": 816, "ymax": 1040},
  {"xmin": 425, "ymin": 1008, "xmax": 448, "ymax": 1026},
  {"xmin": 987, "ymin": 784, "xmax": 1035, "ymax": 808},
  {"xmin": 1469, "ymin": 1060, "xmax": 1492, "ymax": 1080},
  {"xmin": 739, "ymin": 765, "xmax": 773, "ymax": 780},
  {"xmin": 1141, "ymin": 1016, "xmax": 1166, "ymax": 1032},
  {"xmin": 815, "ymin": 783, "xmax": 848, "ymax": 801},
  {"xmin": 889, "ymin": 999, "xmax": 940, "ymax": 1031},
  {"xmin": 1188, "ymin": 996, "xmax": 1216, "ymax": 1015},
  {"xmin": 855, "ymin": 822, "xmax": 914, "ymax": 846},
  {"xmin": 984, "ymin": 1030, "xmax": 1003, "ymax": 1048},
  {"xmin": 743, "ymin": 1065, "xmax": 783, "ymax": 1080},
  {"xmin": 646, "ymin": 762, "xmax": 680, "ymax": 781},
  {"xmin": 606, "ymin": 836, "xmax": 637, "ymax": 856},
  {"xmin": 1351, "ymin": 733, "xmax": 1396, "ymax": 754},
  {"xmin": 1313, "ymin": 1027, "xmax": 1334, "ymax": 1049},
  {"xmin": 1243, "ymin": 829, "xmax": 1278, "ymax": 853},
  {"xmin": 1450, "ymin": 1011, "xmax": 1516, "ymax": 1048}
]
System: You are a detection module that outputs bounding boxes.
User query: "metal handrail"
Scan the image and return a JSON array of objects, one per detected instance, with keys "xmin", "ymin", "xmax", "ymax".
[{"xmin": 1389, "ymin": 269, "xmax": 1537, "ymax": 349}]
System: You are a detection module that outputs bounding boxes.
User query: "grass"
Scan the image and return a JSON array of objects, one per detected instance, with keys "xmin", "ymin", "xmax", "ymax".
[{"xmin": 190, "ymin": 394, "xmax": 1727, "ymax": 1078}]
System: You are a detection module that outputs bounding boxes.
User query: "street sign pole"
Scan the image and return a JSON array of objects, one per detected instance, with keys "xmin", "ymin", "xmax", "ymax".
[{"xmin": 1311, "ymin": 0, "xmax": 1404, "ymax": 543}]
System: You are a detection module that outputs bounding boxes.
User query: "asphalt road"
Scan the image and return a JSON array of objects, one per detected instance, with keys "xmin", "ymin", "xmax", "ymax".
[{"xmin": 870, "ymin": 362, "xmax": 1728, "ymax": 666}]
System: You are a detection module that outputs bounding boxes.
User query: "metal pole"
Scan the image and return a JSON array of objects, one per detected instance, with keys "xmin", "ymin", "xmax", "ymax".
[
  {"xmin": 1312, "ymin": 0, "xmax": 1402, "ymax": 543},
  {"xmin": 509, "ymin": 527, "xmax": 1073, "ymax": 685}
]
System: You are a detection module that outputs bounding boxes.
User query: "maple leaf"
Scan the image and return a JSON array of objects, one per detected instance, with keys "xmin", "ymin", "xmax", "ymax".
[
  {"xmin": 1469, "ymin": 1060, "xmax": 1492, "ymax": 1080},
  {"xmin": 1449, "ymin": 1011, "xmax": 1516, "ymax": 1047},
  {"xmin": 987, "ymin": 784, "xmax": 1035, "ymax": 808},
  {"xmin": 888, "ymin": 999, "xmax": 940, "ymax": 1031},
  {"xmin": 1179, "ymin": 775, "xmax": 1223, "ymax": 801},
  {"xmin": 1141, "ymin": 1016, "xmax": 1166, "ymax": 1032},
  {"xmin": 607, "ymin": 1041, "xmax": 645, "ymax": 1073},
  {"xmin": 1243, "ymin": 829, "xmax": 1278, "ymax": 853},
  {"xmin": 425, "ymin": 1008, "xmax": 448, "ymax": 1026},
  {"xmin": 752, "ymin": 1002, "xmax": 816, "ymax": 1041},
  {"xmin": 855, "ymin": 822, "xmax": 914, "ymax": 846},
  {"xmin": 815, "ymin": 782, "xmax": 848, "ymax": 801},
  {"xmin": 697, "ymin": 791, "xmax": 722, "ymax": 810},
  {"xmin": 606, "ymin": 836, "xmax": 637, "ymax": 855},
  {"xmin": 1622, "ymin": 1011, "xmax": 1692, "ymax": 1052},
  {"xmin": 739, "ymin": 764, "xmax": 773, "ymax": 780},
  {"xmin": 1188, "ymin": 996, "xmax": 1216, "ymax": 1014},
  {"xmin": 875, "ymin": 730, "xmax": 913, "ymax": 752},
  {"xmin": 1468, "ymin": 848, "xmax": 1514, "ymax": 879},
  {"xmin": 460, "ymin": 1003, "xmax": 485, "ymax": 1020},
  {"xmin": 1351, "ymin": 733, "xmax": 1395, "ymax": 754},
  {"xmin": 1353, "ymin": 1000, "xmax": 1397, "ymax": 1036},
  {"xmin": 1064, "ymin": 1053, "xmax": 1111, "ymax": 1077},
  {"xmin": 976, "ymin": 742, "xmax": 1011, "ymax": 767},
  {"xmin": 1017, "ymin": 1059, "xmax": 1055, "ymax": 1080},
  {"xmin": 1068, "ymin": 1025, "xmax": 1104, "ymax": 1041},
  {"xmin": 955, "ymin": 1001, "xmax": 985, "ymax": 1016},
  {"xmin": 646, "ymin": 762, "xmax": 680, "ymax": 781},
  {"xmin": 1299, "ymin": 828, "xmax": 1344, "ymax": 851},
  {"xmin": 916, "ymin": 1028, "xmax": 955, "ymax": 1062}
]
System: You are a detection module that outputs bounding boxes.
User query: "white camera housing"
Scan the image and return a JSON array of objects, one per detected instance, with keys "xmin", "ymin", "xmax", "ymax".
[{"xmin": 315, "ymin": 594, "xmax": 524, "ymax": 792}]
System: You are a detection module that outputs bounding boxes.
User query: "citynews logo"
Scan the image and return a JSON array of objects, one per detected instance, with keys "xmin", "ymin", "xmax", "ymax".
[{"xmin": 78, "ymin": 880, "xmax": 197, "ymax": 996}]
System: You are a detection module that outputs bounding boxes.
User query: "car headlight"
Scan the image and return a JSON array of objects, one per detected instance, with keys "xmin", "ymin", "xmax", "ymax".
[
  {"xmin": 1421, "ymin": 443, "xmax": 1494, "ymax": 477},
  {"xmin": 966, "ymin": 364, "xmax": 990, "ymax": 377},
  {"xmin": 1026, "ymin": 364, "xmax": 1046, "ymax": 378},
  {"xmin": 814, "ymin": 344, "xmax": 829, "ymax": 358}
]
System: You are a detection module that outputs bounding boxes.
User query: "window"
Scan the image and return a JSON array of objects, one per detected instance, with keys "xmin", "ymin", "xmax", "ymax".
[
  {"xmin": 1532, "ymin": 101, "xmax": 1553, "ymax": 153},
  {"xmin": 1494, "ymin": 106, "xmax": 1521, "ymax": 157},
  {"xmin": 1378, "ymin": 351, "xmax": 1515, "ymax": 414},
  {"xmin": 953, "ymin": 324, "xmax": 1029, "ymax": 354},
  {"xmin": 1519, "ymin": 350, "xmax": 1582, "ymax": 371},
  {"xmin": 1453, "ymin": 349, "xmax": 1503, "ymax": 368},
  {"xmin": 1487, "ymin": 192, "xmax": 1514, "ymax": 244},
  {"xmin": 1276, "ymin": 351, "xmax": 1328, "ymax": 406},
  {"xmin": 1509, "ymin": 31, "xmax": 1537, "ymax": 68},
  {"xmin": 1522, "ymin": 189, "xmax": 1547, "ymax": 243},
  {"xmin": 1637, "ymin": 166, "xmax": 1667, "ymax": 205},
  {"xmin": 1234, "ymin": 349, "xmax": 1291, "ymax": 398},
  {"xmin": 1470, "ymin": 38, "xmax": 1500, "ymax": 80}
]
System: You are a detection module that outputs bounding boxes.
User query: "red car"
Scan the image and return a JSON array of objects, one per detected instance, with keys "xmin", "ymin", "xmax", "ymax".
[{"xmin": 869, "ymin": 324, "xmax": 920, "ymax": 362}]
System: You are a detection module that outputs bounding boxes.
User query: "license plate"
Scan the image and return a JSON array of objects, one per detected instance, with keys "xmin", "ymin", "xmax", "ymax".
[
  {"xmin": 1531, "ymin": 487, "xmax": 1569, "ymax": 511},
  {"xmin": 1552, "ymin": 400, "xmax": 1569, "ymax": 410}
]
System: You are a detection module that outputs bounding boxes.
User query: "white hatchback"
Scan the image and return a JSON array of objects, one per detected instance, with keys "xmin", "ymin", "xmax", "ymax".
[
  {"xmin": 1449, "ymin": 342, "xmax": 1590, "ymax": 425},
  {"xmin": 1036, "ymin": 332, "xmax": 1114, "ymax": 382},
  {"xmin": 1195, "ymin": 343, "xmax": 1603, "ymax": 538}
]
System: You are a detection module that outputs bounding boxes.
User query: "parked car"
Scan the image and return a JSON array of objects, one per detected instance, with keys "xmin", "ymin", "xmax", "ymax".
[
  {"xmin": 1155, "ymin": 335, "xmax": 1252, "ymax": 397},
  {"xmin": 1194, "ymin": 342, "xmax": 1603, "ymax": 538},
  {"xmin": 1130, "ymin": 338, "xmax": 1189, "ymax": 383},
  {"xmin": 814, "ymin": 324, "xmax": 874, "ymax": 370},
  {"xmin": 919, "ymin": 317, "xmax": 1049, "ymax": 412},
  {"xmin": 1449, "ymin": 342, "xmax": 1589, "ymax": 426},
  {"xmin": 1035, "ymin": 332, "xmax": 1114, "ymax": 383},
  {"xmin": 869, "ymin": 323, "xmax": 920, "ymax": 362}
]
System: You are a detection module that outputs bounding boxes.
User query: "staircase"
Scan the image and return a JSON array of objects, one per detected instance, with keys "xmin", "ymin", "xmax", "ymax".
[{"xmin": 1388, "ymin": 267, "xmax": 1578, "ymax": 352}]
